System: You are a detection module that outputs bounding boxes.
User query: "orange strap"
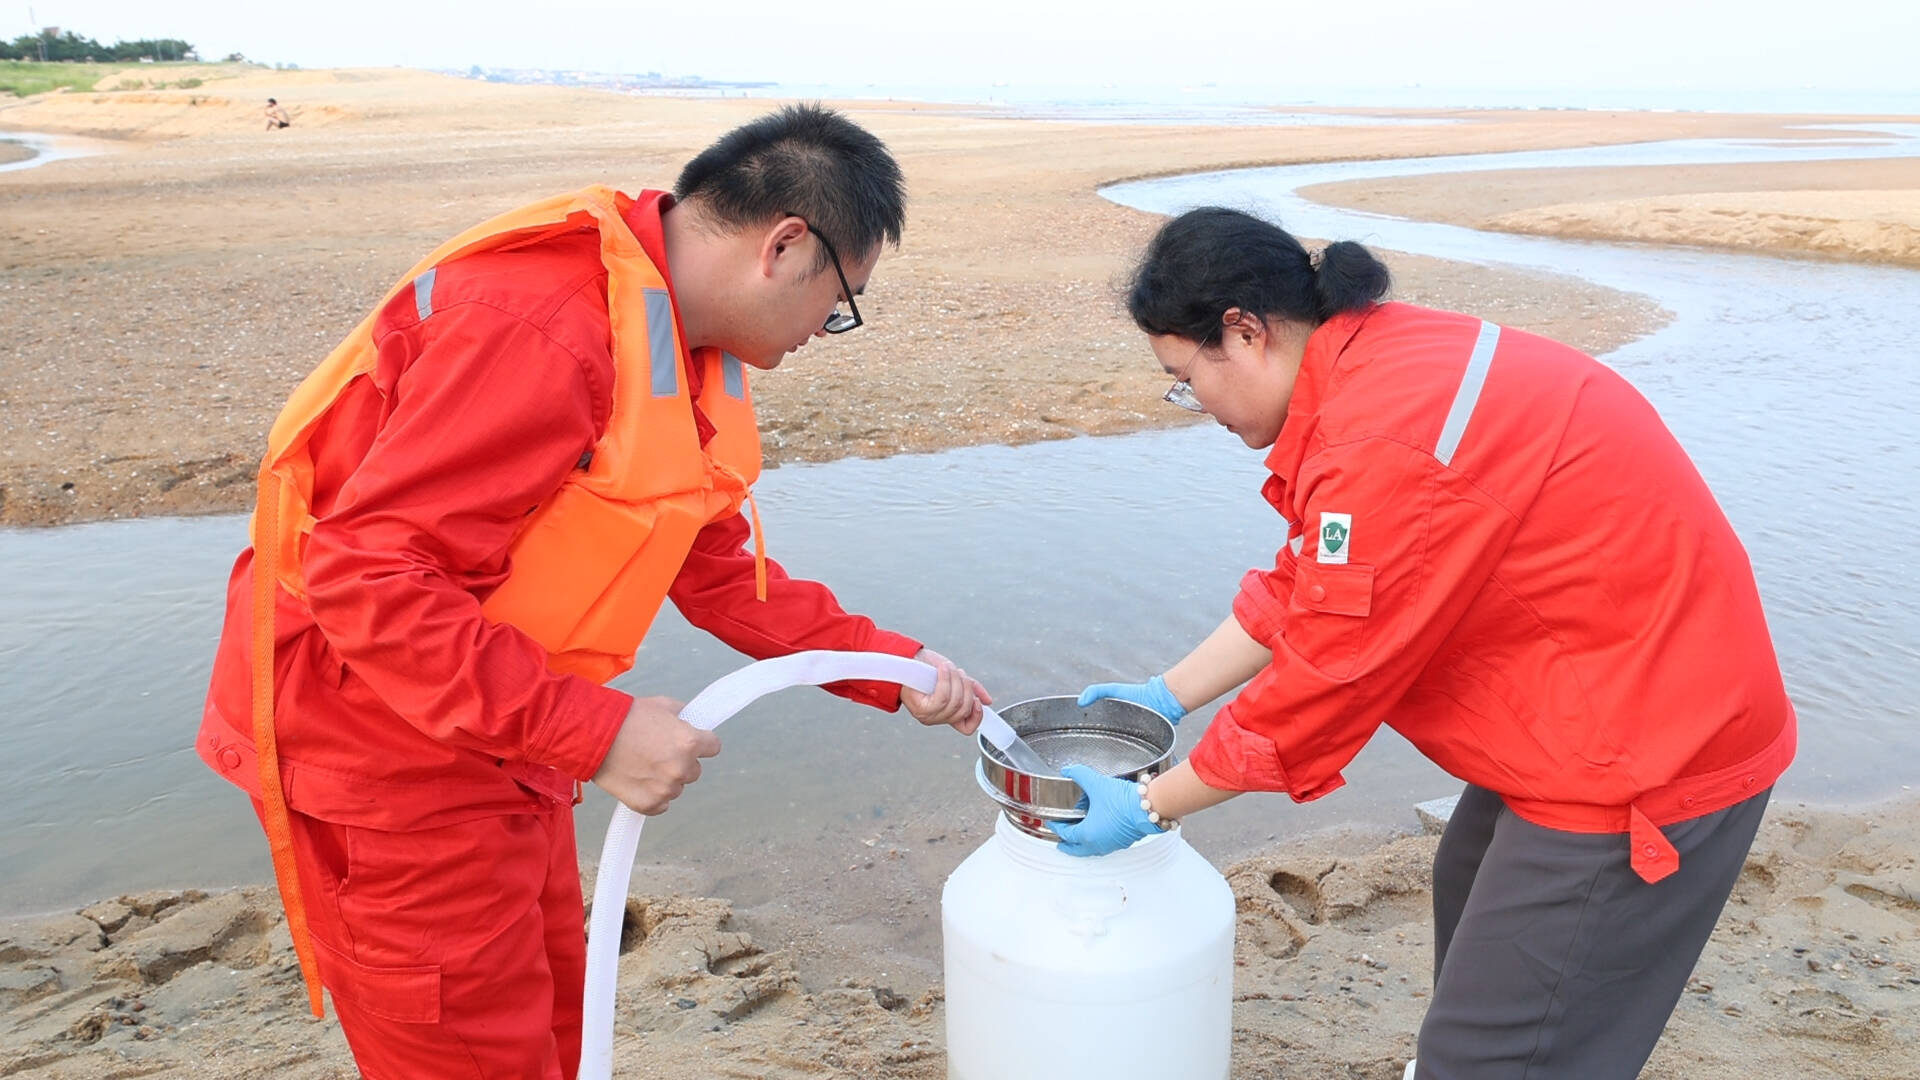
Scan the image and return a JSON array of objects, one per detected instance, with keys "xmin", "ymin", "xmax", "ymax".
[
  {"xmin": 251, "ymin": 466, "xmax": 326, "ymax": 1017},
  {"xmin": 745, "ymin": 490, "xmax": 768, "ymax": 602}
]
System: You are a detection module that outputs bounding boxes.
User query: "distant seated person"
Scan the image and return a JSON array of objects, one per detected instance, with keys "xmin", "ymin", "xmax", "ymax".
[{"xmin": 265, "ymin": 98, "xmax": 291, "ymax": 130}]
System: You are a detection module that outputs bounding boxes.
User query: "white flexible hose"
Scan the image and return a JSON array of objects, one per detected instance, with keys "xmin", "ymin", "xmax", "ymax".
[{"xmin": 580, "ymin": 650, "xmax": 943, "ymax": 1080}]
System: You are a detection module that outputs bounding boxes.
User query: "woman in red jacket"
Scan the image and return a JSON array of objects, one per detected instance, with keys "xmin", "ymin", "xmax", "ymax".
[{"xmin": 1056, "ymin": 207, "xmax": 1794, "ymax": 1080}]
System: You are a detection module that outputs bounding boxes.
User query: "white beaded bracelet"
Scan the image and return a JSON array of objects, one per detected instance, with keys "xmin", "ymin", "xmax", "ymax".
[{"xmin": 1137, "ymin": 779, "xmax": 1177, "ymax": 832}]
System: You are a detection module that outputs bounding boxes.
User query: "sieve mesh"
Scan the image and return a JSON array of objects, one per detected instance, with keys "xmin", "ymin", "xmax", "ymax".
[{"xmin": 987, "ymin": 728, "xmax": 1162, "ymax": 775}]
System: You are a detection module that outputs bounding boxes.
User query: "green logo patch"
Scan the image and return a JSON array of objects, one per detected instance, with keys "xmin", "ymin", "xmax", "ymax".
[{"xmin": 1317, "ymin": 511, "xmax": 1352, "ymax": 564}]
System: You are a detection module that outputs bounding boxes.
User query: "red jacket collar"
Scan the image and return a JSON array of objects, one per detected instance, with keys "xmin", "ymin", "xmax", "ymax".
[
  {"xmin": 624, "ymin": 189, "xmax": 674, "ymax": 273},
  {"xmin": 1262, "ymin": 304, "xmax": 1380, "ymax": 480}
]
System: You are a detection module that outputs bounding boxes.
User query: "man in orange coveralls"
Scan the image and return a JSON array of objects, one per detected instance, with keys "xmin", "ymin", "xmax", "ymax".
[{"xmin": 195, "ymin": 104, "xmax": 990, "ymax": 1078}]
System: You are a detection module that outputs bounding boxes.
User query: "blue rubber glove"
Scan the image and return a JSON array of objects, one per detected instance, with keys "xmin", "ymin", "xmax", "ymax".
[
  {"xmin": 1048, "ymin": 764, "xmax": 1158, "ymax": 857},
  {"xmin": 1078, "ymin": 674, "xmax": 1187, "ymax": 724}
]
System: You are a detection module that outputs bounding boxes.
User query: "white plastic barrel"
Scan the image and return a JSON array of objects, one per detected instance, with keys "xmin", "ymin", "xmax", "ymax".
[{"xmin": 941, "ymin": 813, "xmax": 1235, "ymax": 1078}]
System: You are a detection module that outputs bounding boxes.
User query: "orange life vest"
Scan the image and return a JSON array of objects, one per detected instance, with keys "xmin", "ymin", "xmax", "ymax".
[{"xmin": 249, "ymin": 185, "xmax": 765, "ymax": 1014}]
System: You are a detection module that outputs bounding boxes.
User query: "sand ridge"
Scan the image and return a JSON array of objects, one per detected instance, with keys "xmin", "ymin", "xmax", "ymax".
[{"xmin": 1301, "ymin": 157, "xmax": 1920, "ymax": 267}]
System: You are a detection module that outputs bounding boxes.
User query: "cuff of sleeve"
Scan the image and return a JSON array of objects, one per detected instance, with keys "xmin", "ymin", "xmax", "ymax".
[
  {"xmin": 1188, "ymin": 702, "xmax": 1285, "ymax": 792},
  {"xmin": 1232, "ymin": 569, "xmax": 1289, "ymax": 646},
  {"xmin": 1187, "ymin": 701, "xmax": 1344, "ymax": 803},
  {"xmin": 528, "ymin": 677, "xmax": 633, "ymax": 781},
  {"xmin": 823, "ymin": 627, "xmax": 924, "ymax": 712}
]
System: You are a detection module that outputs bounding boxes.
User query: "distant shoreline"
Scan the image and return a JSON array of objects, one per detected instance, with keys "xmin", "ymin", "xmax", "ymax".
[{"xmin": 441, "ymin": 69, "xmax": 1920, "ymax": 118}]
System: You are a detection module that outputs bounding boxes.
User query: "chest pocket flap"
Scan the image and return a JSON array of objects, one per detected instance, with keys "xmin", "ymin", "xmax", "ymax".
[{"xmin": 1293, "ymin": 560, "xmax": 1375, "ymax": 617}]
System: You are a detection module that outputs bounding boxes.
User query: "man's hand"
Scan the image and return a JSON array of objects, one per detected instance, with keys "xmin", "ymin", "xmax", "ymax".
[
  {"xmin": 591, "ymin": 696, "xmax": 720, "ymax": 816},
  {"xmin": 902, "ymin": 648, "xmax": 992, "ymax": 735}
]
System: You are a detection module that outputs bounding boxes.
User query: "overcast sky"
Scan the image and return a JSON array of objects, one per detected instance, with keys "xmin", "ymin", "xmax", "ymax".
[{"xmin": 17, "ymin": 1, "xmax": 1919, "ymax": 99}]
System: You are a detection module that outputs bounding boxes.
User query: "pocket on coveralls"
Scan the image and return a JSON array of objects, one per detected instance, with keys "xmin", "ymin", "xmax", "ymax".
[
  {"xmin": 1290, "ymin": 561, "xmax": 1377, "ymax": 680},
  {"xmin": 311, "ymin": 935, "xmax": 443, "ymax": 1025},
  {"xmin": 302, "ymin": 820, "xmax": 443, "ymax": 1025}
]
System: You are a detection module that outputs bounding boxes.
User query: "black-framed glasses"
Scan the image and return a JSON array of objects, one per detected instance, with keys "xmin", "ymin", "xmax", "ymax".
[{"xmin": 803, "ymin": 222, "xmax": 862, "ymax": 334}]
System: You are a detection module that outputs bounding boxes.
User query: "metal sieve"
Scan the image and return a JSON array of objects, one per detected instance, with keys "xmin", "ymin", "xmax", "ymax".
[{"xmin": 975, "ymin": 695, "xmax": 1177, "ymax": 838}]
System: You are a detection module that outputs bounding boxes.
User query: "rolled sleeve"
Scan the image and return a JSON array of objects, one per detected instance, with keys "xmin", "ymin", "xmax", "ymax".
[
  {"xmin": 1233, "ymin": 568, "xmax": 1292, "ymax": 646},
  {"xmin": 1188, "ymin": 701, "xmax": 1296, "ymax": 793}
]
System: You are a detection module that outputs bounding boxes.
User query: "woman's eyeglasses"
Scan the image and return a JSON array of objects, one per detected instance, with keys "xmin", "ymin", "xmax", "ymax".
[{"xmin": 1164, "ymin": 337, "xmax": 1209, "ymax": 413}]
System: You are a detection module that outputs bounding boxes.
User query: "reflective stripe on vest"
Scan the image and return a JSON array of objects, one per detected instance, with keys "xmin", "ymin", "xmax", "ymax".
[
  {"xmin": 644, "ymin": 288, "xmax": 677, "ymax": 397},
  {"xmin": 1434, "ymin": 320, "xmax": 1500, "ymax": 468},
  {"xmin": 721, "ymin": 351, "xmax": 745, "ymax": 399}
]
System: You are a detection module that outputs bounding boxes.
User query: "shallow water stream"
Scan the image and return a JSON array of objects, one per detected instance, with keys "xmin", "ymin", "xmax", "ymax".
[{"xmin": 3, "ymin": 126, "xmax": 1916, "ymax": 915}]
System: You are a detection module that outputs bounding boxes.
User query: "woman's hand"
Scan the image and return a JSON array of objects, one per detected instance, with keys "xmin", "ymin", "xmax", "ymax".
[
  {"xmin": 1047, "ymin": 764, "xmax": 1162, "ymax": 857},
  {"xmin": 1077, "ymin": 674, "xmax": 1188, "ymax": 724},
  {"xmin": 1077, "ymin": 615, "xmax": 1272, "ymax": 725}
]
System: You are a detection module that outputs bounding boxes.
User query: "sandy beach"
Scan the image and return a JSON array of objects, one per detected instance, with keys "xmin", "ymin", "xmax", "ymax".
[
  {"xmin": 4, "ymin": 67, "xmax": 1919, "ymax": 1078},
  {"xmin": 3, "ymin": 796, "xmax": 1916, "ymax": 1079}
]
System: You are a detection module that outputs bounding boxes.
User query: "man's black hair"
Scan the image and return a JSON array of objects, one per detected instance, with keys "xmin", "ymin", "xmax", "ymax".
[{"xmin": 674, "ymin": 103, "xmax": 905, "ymax": 272}]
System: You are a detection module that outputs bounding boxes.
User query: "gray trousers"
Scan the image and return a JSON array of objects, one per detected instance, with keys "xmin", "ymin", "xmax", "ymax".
[{"xmin": 1414, "ymin": 783, "xmax": 1770, "ymax": 1080}]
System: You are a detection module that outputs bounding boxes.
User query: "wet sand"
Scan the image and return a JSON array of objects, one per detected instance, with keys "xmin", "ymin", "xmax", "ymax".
[
  {"xmin": 4, "ymin": 69, "xmax": 1919, "ymax": 1078},
  {"xmin": 3, "ymin": 796, "xmax": 1915, "ymax": 1078}
]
